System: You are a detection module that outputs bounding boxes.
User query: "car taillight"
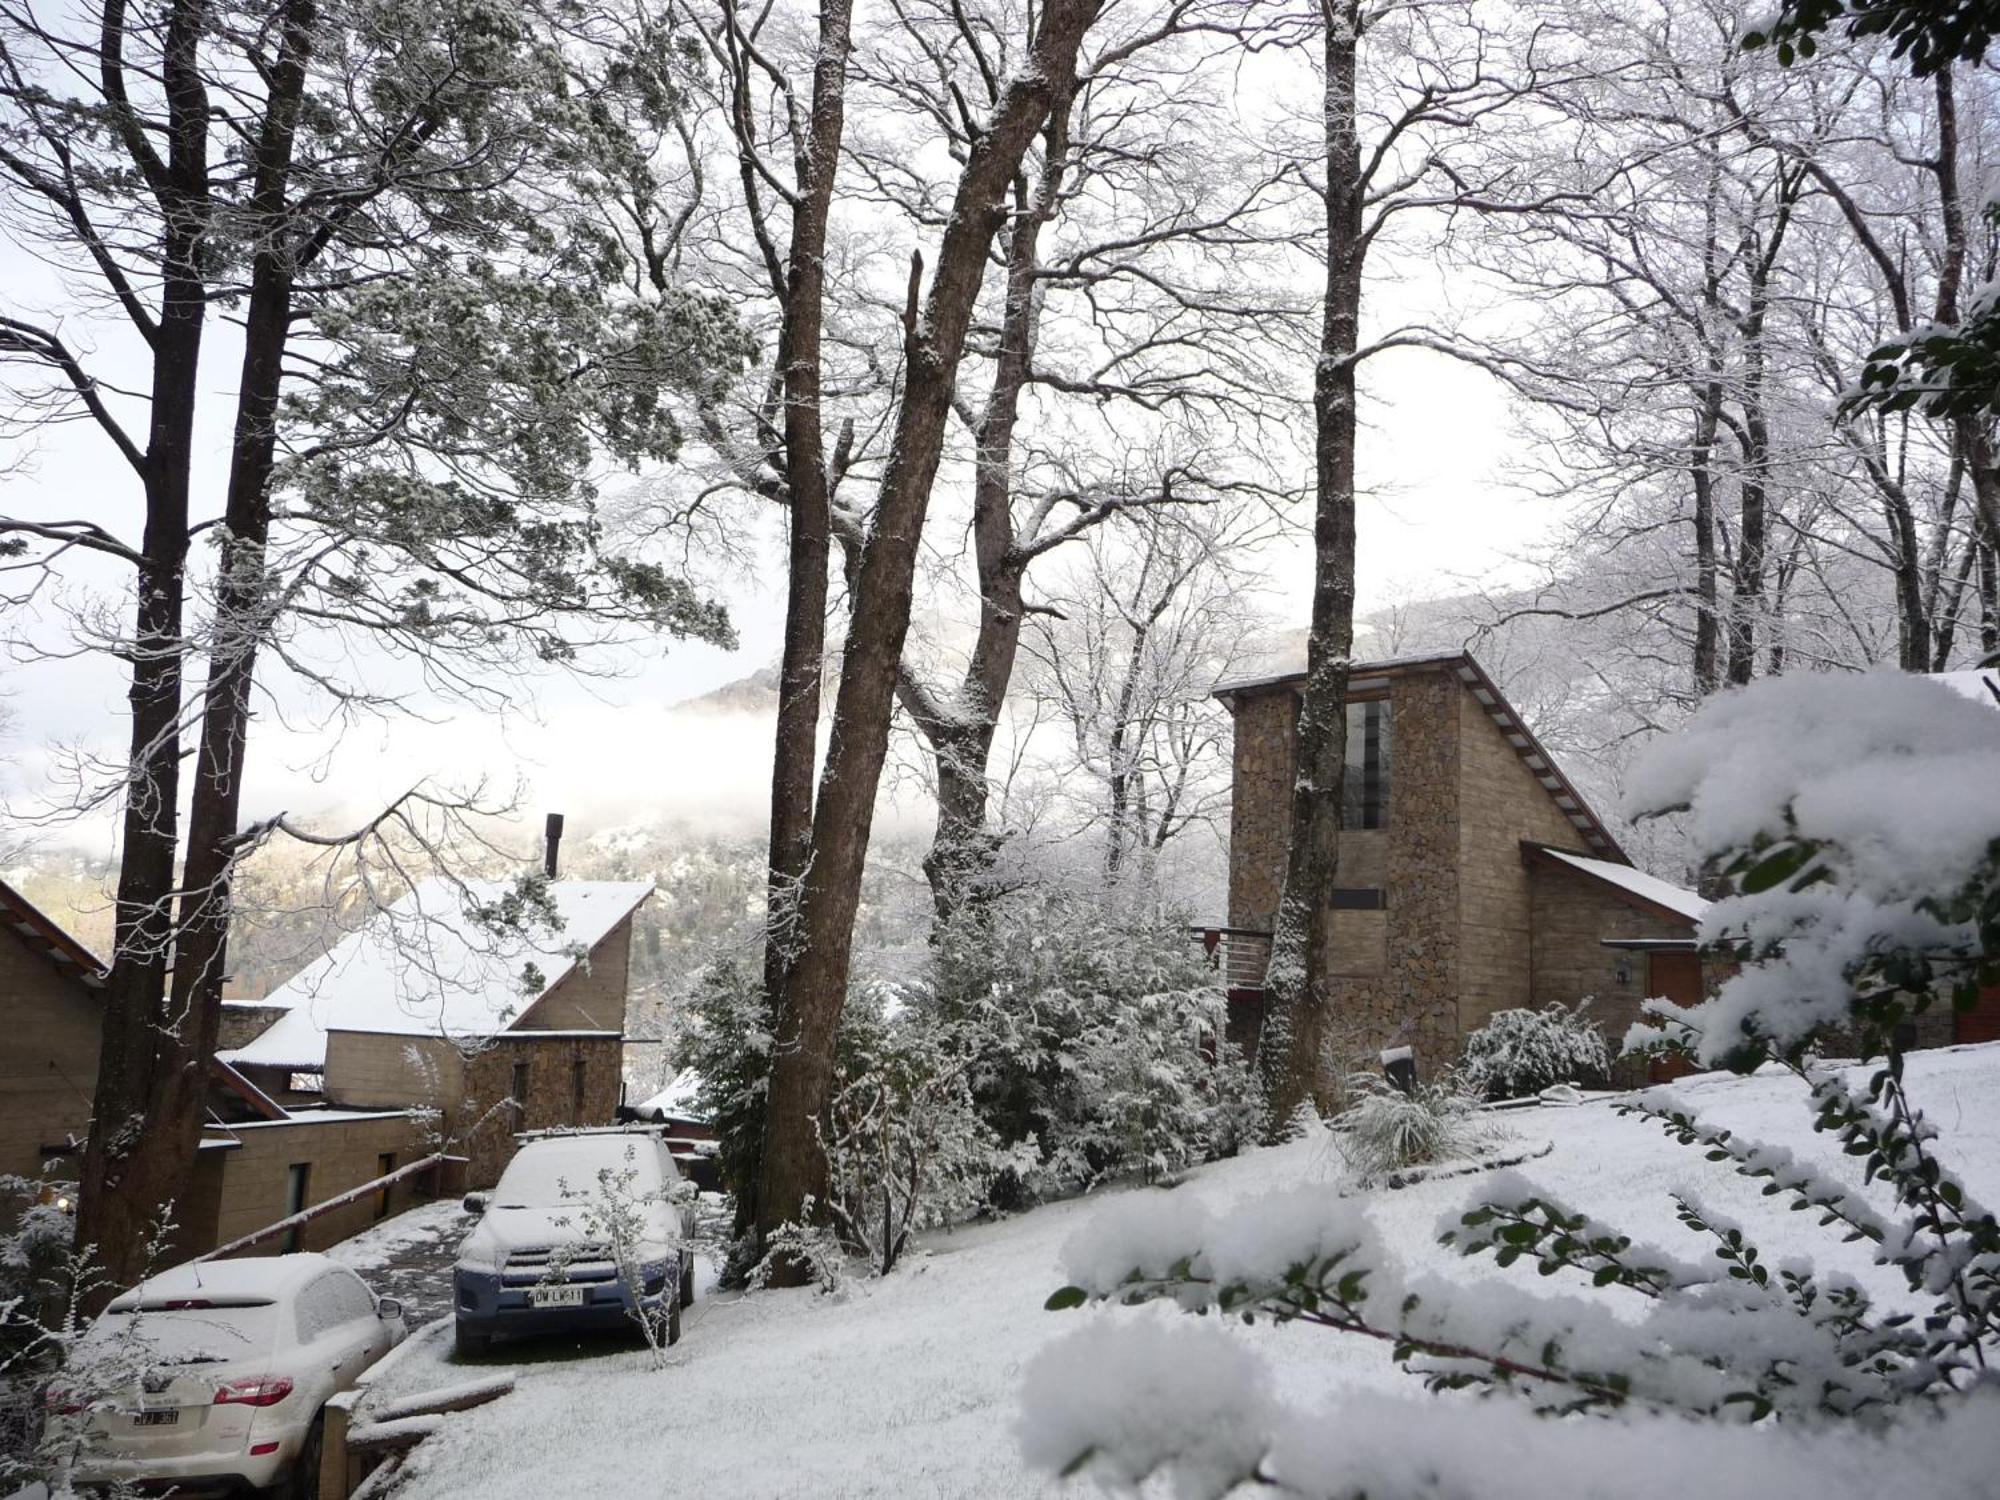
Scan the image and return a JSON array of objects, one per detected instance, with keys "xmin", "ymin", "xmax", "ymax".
[{"xmin": 214, "ymin": 1376, "xmax": 293, "ymax": 1407}]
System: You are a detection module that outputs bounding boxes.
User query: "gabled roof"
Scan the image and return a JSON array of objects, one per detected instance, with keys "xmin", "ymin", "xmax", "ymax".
[
  {"xmin": 1213, "ymin": 651, "xmax": 1625, "ymax": 860},
  {"xmin": 0, "ymin": 875, "xmax": 106, "ymax": 989},
  {"xmin": 1523, "ymin": 844, "xmax": 1707, "ymax": 927},
  {"xmin": 218, "ymin": 879, "xmax": 653, "ymax": 1072}
]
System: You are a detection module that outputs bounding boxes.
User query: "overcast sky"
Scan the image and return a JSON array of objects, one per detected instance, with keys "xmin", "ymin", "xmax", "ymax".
[{"xmin": 0, "ymin": 225, "xmax": 1544, "ymax": 860}]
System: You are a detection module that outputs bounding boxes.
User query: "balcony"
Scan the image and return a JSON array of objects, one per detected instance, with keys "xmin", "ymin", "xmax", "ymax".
[{"xmin": 1193, "ymin": 926, "xmax": 1273, "ymax": 993}]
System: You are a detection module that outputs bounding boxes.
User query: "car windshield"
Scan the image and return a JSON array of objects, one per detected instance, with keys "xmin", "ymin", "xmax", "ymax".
[
  {"xmin": 493, "ymin": 1139, "xmax": 663, "ymax": 1208},
  {"xmin": 87, "ymin": 1301, "xmax": 280, "ymax": 1367}
]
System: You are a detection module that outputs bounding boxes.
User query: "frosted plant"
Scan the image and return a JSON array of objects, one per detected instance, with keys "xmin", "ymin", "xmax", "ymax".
[
  {"xmin": 1333, "ymin": 1076, "xmax": 1496, "ymax": 1185},
  {"xmin": 1024, "ymin": 674, "xmax": 2000, "ymax": 1497},
  {"xmin": 1459, "ymin": 1001, "xmax": 1612, "ymax": 1100}
]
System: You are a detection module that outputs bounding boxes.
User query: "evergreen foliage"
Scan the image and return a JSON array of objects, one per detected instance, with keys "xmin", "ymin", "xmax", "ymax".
[{"xmin": 1460, "ymin": 1001, "xmax": 1613, "ymax": 1100}]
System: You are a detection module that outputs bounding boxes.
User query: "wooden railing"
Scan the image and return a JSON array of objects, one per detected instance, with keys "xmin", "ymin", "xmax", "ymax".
[{"xmin": 1192, "ymin": 926, "xmax": 1274, "ymax": 993}]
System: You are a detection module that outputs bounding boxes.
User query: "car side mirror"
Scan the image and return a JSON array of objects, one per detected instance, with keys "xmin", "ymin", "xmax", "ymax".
[
  {"xmin": 462, "ymin": 1192, "xmax": 488, "ymax": 1216},
  {"xmin": 377, "ymin": 1296, "xmax": 404, "ymax": 1321}
]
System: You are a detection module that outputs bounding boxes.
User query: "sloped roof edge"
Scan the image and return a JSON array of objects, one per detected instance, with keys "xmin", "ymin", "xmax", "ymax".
[
  {"xmin": 1214, "ymin": 651, "xmax": 1626, "ymax": 861},
  {"xmin": 1523, "ymin": 842, "xmax": 1706, "ymax": 926},
  {"xmin": 0, "ymin": 875, "xmax": 107, "ymax": 988}
]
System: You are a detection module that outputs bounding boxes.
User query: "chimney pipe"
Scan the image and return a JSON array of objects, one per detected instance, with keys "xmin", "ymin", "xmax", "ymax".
[{"xmin": 543, "ymin": 813, "xmax": 565, "ymax": 878}]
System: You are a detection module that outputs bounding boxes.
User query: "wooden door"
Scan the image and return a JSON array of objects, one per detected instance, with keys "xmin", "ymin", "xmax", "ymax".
[
  {"xmin": 1956, "ymin": 986, "xmax": 2000, "ymax": 1047},
  {"xmin": 1646, "ymin": 950, "xmax": 1704, "ymax": 1082}
]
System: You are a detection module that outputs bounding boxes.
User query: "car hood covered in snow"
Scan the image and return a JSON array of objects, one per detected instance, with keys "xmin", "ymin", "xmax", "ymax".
[{"xmin": 454, "ymin": 1206, "xmax": 674, "ymax": 1273}]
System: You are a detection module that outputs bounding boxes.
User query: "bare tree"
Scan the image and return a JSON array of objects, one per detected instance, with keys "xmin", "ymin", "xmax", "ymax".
[
  {"xmin": 1257, "ymin": 0, "xmax": 1592, "ymax": 1125},
  {"xmin": 1023, "ymin": 505, "xmax": 1274, "ymax": 900},
  {"xmin": 742, "ymin": 0, "xmax": 1111, "ymax": 1281},
  {"xmin": 844, "ymin": 2, "xmax": 1305, "ymax": 921}
]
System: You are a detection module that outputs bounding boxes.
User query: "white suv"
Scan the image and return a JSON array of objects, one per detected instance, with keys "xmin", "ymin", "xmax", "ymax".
[{"xmin": 47, "ymin": 1253, "xmax": 406, "ymax": 1496}]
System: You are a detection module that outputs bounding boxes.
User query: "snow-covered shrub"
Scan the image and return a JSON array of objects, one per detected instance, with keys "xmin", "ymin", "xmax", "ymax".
[
  {"xmin": 928, "ymin": 888, "xmax": 1260, "ymax": 1204},
  {"xmin": 819, "ymin": 982, "xmax": 1018, "ymax": 1275},
  {"xmin": 1024, "ymin": 674, "xmax": 2000, "ymax": 1497},
  {"xmin": 1333, "ymin": 1076, "xmax": 1494, "ymax": 1184},
  {"xmin": 1459, "ymin": 1000, "xmax": 1611, "ymax": 1100},
  {"xmin": 677, "ymin": 957, "xmax": 1018, "ymax": 1279},
  {"xmin": 2, "ymin": 1184, "xmax": 179, "ymax": 1492},
  {"xmin": 670, "ymin": 953, "xmax": 774, "ymax": 1227}
]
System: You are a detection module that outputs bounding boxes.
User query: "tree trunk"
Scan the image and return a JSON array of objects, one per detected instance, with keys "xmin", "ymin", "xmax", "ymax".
[
  {"xmin": 753, "ymin": 0, "xmax": 1104, "ymax": 1278},
  {"xmin": 914, "ymin": 104, "xmax": 1073, "ymax": 922},
  {"xmin": 75, "ymin": 0, "xmax": 213, "ymax": 1295},
  {"xmin": 1258, "ymin": 0, "xmax": 1362, "ymax": 1129},
  {"xmin": 742, "ymin": 0, "xmax": 853, "ymax": 1243},
  {"xmin": 165, "ymin": 0, "xmax": 317, "ymax": 1240}
]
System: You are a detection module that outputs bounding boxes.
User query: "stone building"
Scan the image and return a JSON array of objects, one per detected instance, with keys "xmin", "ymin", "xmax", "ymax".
[
  {"xmin": 2, "ymin": 873, "xmax": 651, "ymax": 1263},
  {"xmin": 219, "ymin": 878, "xmax": 654, "ymax": 1190},
  {"xmin": 1206, "ymin": 653, "xmax": 1711, "ymax": 1083}
]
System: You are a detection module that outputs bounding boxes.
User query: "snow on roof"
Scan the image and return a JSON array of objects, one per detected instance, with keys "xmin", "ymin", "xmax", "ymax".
[
  {"xmin": 111, "ymin": 1252, "xmax": 339, "ymax": 1308},
  {"xmin": 1931, "ymin": 668, "xmax": 2000, "ymax": 709},
  {"xmin": 633, "ymin": 1069, "xmax": 708, "ymax": 1122},
  {"xmin": 1535, "ymin": 848, "xmax": 1708, "ymax": 925},
  {"xmin": 219, "ymin": 879, "xmax": 652, "ymax": 1072}
]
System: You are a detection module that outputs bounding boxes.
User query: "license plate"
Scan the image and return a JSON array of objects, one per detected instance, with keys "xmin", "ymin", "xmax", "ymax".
[
  {"xmin": 528, "ymin": 1285, "xmax": 585, "ymax": 1309},
  {"xmin": 133, "ymin": 1410, "xmax": 179, "ymax": 1427}
]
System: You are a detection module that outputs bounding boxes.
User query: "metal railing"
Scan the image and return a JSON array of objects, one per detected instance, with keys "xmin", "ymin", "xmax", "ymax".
[
  {"xmin": 196, "ymin": 1153, "xmax": 461, "ymax": 1262},
  {"xmin": 1191, "ymin": 926, "xmax": 1274, "ymax": 992}
]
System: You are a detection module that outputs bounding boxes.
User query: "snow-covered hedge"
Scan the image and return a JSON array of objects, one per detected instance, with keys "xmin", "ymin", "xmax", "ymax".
[
  {"xmin": 1459, "ymin": 1001, "xmax": 1611, "ymax": 1100},
  {"xmin": 675, "ymin": 888, "xmax": 1260, "ymax": 1280},
  {"xmin": 929, "ymin": 889, "xmax": 1261, "ymax": 1204},
  {"xmin": 1022, "ymin": 673, "xmax": 2000, "ymax": 1497}
]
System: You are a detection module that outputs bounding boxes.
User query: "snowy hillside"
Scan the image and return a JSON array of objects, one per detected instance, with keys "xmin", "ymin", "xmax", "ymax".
[{"xmin": 368, "ymin": 1044, "xmax": 2000, "ymax": 1499}]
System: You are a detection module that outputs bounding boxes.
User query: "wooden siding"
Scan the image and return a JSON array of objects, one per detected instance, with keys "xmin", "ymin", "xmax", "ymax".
[
  {"xmin": 185, "ymin": 1112, "xmax": 427, "ymax": 1260},
  {"xmin": 515, "ymin": 921, "xmax": 632, "ymax": 1033},
  {"xmin": 0, "ymin": 923, "xmax": 100, "ymax": 1194}
]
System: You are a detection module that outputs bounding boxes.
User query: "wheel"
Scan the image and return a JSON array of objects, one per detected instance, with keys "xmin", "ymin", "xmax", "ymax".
[
  {"xmin": 455, "ymin": 1324, "xmax": 493, "ymax": 1359},
  {"xmin": 666, "ymin": 1293, "xmax": 681, "ymax": 1347},
  {"xmin": 679, "ymin": 1249, "xmax": 695, "ymax": 1309},
  {"xmin": 282, "ymin": 1413, "xmax": 324, "ymax": 1500}
]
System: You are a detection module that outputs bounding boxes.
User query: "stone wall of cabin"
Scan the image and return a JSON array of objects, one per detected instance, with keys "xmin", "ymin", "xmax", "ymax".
[
  {"xmin": 1455, "ymin": 689, "xmax": 1594, "ymax": 1038},
  {"xmin": 1340, "ymin": 667, "xmax": 1461, "ymax": 1075},
  {"xmin": 1526, "ymin": 857, "xmax": 1693, "ymax": 1055},
  {"xmin": 457, "ymin": 1034, "xmax": 625, "ymax": 1186}
]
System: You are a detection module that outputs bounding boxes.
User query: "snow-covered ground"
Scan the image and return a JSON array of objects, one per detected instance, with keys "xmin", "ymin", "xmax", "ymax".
[{"xmin": 370, "ymin": 1045, "xmax": 2000, "ymax": 1500}]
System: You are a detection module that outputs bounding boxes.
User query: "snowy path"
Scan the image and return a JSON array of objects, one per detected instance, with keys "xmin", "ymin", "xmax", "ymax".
[{"xmin": 378, "ymin": 1046, "xmax": 2000, "ymax": 1500}]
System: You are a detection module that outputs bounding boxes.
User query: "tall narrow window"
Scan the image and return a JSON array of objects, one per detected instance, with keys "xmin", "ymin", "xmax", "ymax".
[
  {"xmin": 283, "ymin": 1162, "xmax": 312, "ymax": 1253},
  {"xmin": 1341, "ymin": 699, "xmax": 1392, "ymax": 829},
  {"xmin": 572, "ymin": 1057, "xmax": 589, "ymax": 1123},
  {"xmin": 510, "ymin": 1060, "xmax": 531, "ymax": 1124},
  {"xmin": 374, "ymin": 1152, "xmax": 396, "ymax": 1221}
]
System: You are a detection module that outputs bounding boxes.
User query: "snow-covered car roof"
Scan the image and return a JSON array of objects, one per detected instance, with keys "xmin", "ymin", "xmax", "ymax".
[
  {"xmin": 218, "ymin": 879, "xmax": 653, "ymax": 1072},
  {"xmin": 109, "ymin": 1252, "xmax": 348, "ymax": 1310}
]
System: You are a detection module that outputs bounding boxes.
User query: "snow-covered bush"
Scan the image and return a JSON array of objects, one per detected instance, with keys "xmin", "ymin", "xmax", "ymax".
[
  {"xmin": 670, "ymin": 953, "xmax": 774, "ymax": 1229},
  {"xmin": 2, "ymin": 1182, "xmax": 178, "ymax": 1493},
  {"xmin": 1333, "ymin": 1076, "xmax": 1494, "ymax": 1184},
  {"xmin": 930, "ymin": 887, "xmax": 1260, "ymax": 1203},
  {"xmin": 1459, "ymin": 1000, "xmax": 1611, "ymax": 1100},
  {"xmin": 819, "ymin": 982, "xmax": 1018, "ymax": 1275},
  {"xmin": 1024, "ymin": 674, "xmax": 2000, "ymax": 1497}
]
